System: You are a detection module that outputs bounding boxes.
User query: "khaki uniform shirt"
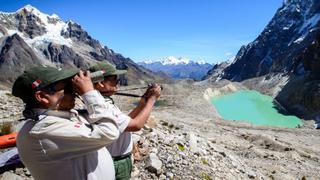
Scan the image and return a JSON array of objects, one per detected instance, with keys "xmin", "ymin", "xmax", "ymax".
[
  {"xmin": 17, "ymin": 90, "xmax": 119, "ymax": 180},
  {"xmin": 104, "ymin": 97, "xmax": 132, "ymax": 157}
]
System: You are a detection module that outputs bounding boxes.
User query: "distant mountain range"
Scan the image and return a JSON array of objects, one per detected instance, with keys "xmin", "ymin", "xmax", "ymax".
[
  {"xmin": 0, "ymin": 5, "xmax": 169, "ymax": 86},
  {"xmin": 138, "ymin": 56, "xmax": 213, "ymax": 80},
  {"xmin": 204, "ymin": 0, "xmax": 320, "ymax": 118}
]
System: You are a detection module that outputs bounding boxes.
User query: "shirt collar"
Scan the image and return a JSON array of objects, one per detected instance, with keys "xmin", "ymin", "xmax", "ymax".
[{"xmin": 32, "ymin": 108, "xmax": 78, "ymax": 119}]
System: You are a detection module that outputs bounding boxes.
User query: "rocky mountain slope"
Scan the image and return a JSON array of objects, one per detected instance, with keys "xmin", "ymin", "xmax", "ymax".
[
  {"xmin": 139, "ymin": 56, "xmax": 213, "ymax": 81},
  {"xmin": 205, "ymin": 0, "xmax": 320, "ymax": 119},
  {"xmin": 219, "ymin": 0, "xmax": 320, "ymax": 81},
  {"xmin": 1, "ymin": 81, "xmax": 320, "ymax": 179},
  {"xmin": 201, "ymin": 61, "xmax": 231, "ymax": 82},
  {"xmin": 0, "ymin": 5, "xmax": 169, "ymax": 87}
]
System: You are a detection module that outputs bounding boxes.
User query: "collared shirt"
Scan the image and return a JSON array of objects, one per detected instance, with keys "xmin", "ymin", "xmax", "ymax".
[
  {"xmin": 104, "ymin": 97, "xmax": 132, "ymax": 157},
  {"xmin": 17, "ymin": 90, "xmax": 119, "ymax": 180}
]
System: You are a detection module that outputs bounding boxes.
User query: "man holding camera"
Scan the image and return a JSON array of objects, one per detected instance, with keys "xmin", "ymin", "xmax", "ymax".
[
  {"xmin": 12, "ymin": 66, "xmax": 120, "ymax": 180},
  {"xmin": 89, "ymin": 62, "xmax": 161, "ymax": 180}
]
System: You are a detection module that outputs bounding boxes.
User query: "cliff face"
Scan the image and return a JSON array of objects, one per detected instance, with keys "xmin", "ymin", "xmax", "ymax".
[
  {"xmin": 0, "ymin": 5, "xmax": 169, "ymax": 86},
  {"xmin": 0, "ymin": 33, "xmax": 43, "ymax": 85},
  {"xmin": 203, "ymin": 0, "xmax": 320, "ymax": 118},
  {"xmin": 218, "ymin": 0, "xmax": 320, "ymax": 81},
  {"xmin": 276, "ymin": 31, "xmax": 320, "ymax": 118}
]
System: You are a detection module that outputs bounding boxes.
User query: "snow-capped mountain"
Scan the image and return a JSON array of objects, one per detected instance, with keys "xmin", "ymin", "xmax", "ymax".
[
  {"xmin": 139, "ymin": 56, "xmax": 213, "ymax": 80},
  {"xmin": 143, "ymin": 56, "xmax": 207, "ymax": 65},
  {"xmin": 204, "ymin": 0, "xmax": 320, "ymax": 118},
  {"xmin": 0, "ymin": 5, "xmax": 167, "ymax": 85},
  {"xmin": 3, "ymin": 5, "xmax": 72, "ymax": 47}
]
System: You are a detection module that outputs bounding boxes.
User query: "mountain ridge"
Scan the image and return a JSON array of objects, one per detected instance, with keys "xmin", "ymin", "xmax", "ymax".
[
  {"xmin": 216, "ymin": 0, "xmax": 320, "ymax": 81},
  {"xmin": 142, "ymin": 56, "xmax": 208, "ymax": 65},
  {"xmin": 0, "ymin": 5, "xmax": 170, "ymax": 87},
  {"xmin": 205, "ymin": 0, "xmax": 320, "ymax": 119},
  {"xmin": 139, "ymin": 56, "xmax": 213, "ymax": 80}
]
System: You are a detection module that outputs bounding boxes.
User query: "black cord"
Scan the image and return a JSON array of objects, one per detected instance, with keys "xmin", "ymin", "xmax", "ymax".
[
  {"xmin": 114, "ymin": 92, "xmax": 142, "ymax": 97},
  {"xmin": 117, "ymin": 86, "xmax": 148, "ymax": 92}
]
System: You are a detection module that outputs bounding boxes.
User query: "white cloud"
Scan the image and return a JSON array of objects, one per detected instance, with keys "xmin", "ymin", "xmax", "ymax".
[{"xmin": 225, "ymin": 52, "xmax": 233, "ymax": 56}]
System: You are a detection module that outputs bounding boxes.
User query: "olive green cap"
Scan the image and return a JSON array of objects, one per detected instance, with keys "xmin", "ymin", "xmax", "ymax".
[
  {"xmin": 89, "ymin": 61, "xmax": 127, "ymax": 76},
  {"xmin": 12, "ymin": 66, "xmax": 79, "ymax": 103}
]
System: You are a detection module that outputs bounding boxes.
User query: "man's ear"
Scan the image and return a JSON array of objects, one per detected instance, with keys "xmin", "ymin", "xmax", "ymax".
[
  {"xmin": 95, "ymin": 82, "xmax": 104, "ymax": 89},
  {"xmin": 34, "ymin": 91, "xmax": 50, "ymax": 105}
]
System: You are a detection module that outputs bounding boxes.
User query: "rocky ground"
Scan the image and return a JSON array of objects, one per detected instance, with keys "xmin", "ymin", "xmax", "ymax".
[{"xmin": 0, "ymin": 80, "xmax": 320, "ymax": 179}]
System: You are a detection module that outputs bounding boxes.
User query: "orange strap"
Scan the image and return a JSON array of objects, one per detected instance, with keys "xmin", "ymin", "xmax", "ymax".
[{"xmin": 0, "ymin": 132, "xmax": 17, "ymax": 149}]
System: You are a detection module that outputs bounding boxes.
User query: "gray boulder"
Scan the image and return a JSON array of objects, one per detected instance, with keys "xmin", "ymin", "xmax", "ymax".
[{"xmin": 146, "ymin": 153, "xmax": 162, "ymax": 175}]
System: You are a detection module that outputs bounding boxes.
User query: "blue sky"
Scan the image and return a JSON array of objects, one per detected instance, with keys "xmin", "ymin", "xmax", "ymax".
[{"xmin": 0, "ymin": 0, "xmax": 282, "ymax": 64}]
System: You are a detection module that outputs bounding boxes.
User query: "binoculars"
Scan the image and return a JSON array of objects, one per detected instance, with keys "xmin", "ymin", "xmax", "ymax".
[
  {"xmin": 90, "ymin": 70, "xmax": 107, "ymax": 83},
  {"xmin": 62, "ymin": 71, "xmax": 162, "ymax": 97},
  {"xmin": 62, "ymin": 70, "xmax": 111, "ymax": 94},
  {"xmin": 148, "ymin": 83, "xmax": 163, "ymax": 90}
]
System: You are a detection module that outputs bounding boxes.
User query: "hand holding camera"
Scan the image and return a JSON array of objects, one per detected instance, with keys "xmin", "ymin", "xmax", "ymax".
[{"xmin": 142, "ymin": 83, "xmax": 162, "ymax": 101}]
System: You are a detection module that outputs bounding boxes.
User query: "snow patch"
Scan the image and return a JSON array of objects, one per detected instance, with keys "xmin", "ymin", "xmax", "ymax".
[
  {"xmin": 17, "ymin": 5, "xmax": 38, "ymax": 13},
  {"xmin": 8, "ymin": 22, "xmax": 72, "ymax": 47},
  {"xmin": 26, "ymin": 20, "xmax": 72, "ymax": 47},
  {"xmin": 17, "ymin": 5, "xmax": 48, "ymax": 24},
  {"xmin": 66, "ymin": 20, "xmax": 76, "ymax": 25},
  {"xmin": 143, "ymin": 60, "xmax": 154, "ymax": 64},
  {"xmin": 197, "ymin": 60, "xmax": 206, "ymax": 65},
  {"xmin": 310, "ymin": 27, "xmax": 320, "ymax": 33},
  {"xmin": 7, "ymin": 5, "xmax": 72, "ymax": 47},
  {"xmin": 143, "ymin": 56, "xmax": 210, "ymax": 65},
  {"xmin": 282, "ymin": 21, "xmax": 294, "ymax": 30},
  {"xmin": 227, "ymin": 56, "xmax": 236, "ymax": 62},
  {"xmin": 6, "ymin": 29, "xmax": 21, "ymax": 36},
  {"xmin": 161, "ymin": 56, "xmax": 190, "ymax": 65},
  {"xmin": 293, "ymin": 36, "xmax": 305, "ymax": 44},
  {"xmin": 0, "ymin": 10, "xmax": 14, "ymax": 15},
  {"xmin": 50, "ymin": 13, "xmax": 60, "ymax": 19}
]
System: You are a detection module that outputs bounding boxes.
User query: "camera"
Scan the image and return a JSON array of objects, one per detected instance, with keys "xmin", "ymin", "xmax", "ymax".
[{"xmin": 148, "ymin": 83, "xmax": 163, "ymax": 90}]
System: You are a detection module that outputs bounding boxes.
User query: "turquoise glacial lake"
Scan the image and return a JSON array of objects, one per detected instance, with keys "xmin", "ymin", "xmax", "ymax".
[{"xmin": 211, "ymin": 90, "xmax": 303, "ymax": 128}]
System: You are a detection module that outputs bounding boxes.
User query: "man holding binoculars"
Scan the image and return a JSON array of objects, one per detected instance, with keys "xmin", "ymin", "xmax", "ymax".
[
  {"xmin": 12, "ymin": 66, "xmax": 120, "ymax": 180},
  {"xmin": 89, "ymin": 62, "xmax": 161, "ymax": 180},
  {"xmin": 12, "ymin": 63, "xmax": 161, "ymax": 180}
]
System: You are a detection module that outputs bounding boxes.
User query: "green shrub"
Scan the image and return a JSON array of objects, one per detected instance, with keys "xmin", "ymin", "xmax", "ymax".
[
  {"xmin": 176, "ymin": 143, "xmax": 185, "ymax": 151},
  {"xmin": 0, "ymin": 122, "xmax": 13, "ymax": 135},
  {"xmin": 201, "ymin": 158, "xmax": 209, "ymax": 165},
  {"xmin": 154, "ymin": 99, "xmax": 169, "ymax": 107},
  {"xmin": 5, "ymin": 93, "xmax": 14, "ymax": 97},
  {"xmin": 200, "ymin": 172, "xmax": 212, "ymax": 180}
]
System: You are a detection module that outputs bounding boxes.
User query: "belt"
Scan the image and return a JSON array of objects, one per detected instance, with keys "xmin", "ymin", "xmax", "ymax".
[{"xmin": 112, "ymin": 152, "xmax": 132, "ymax": 161}]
